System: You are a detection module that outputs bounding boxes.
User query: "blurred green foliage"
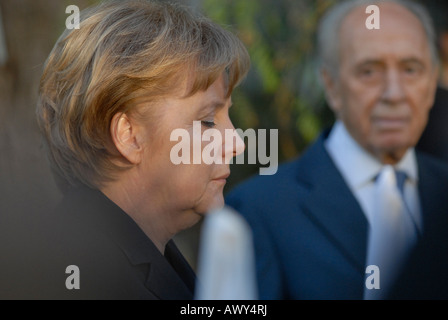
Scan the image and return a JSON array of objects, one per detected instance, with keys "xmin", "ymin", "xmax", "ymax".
[{"xmin": 199, "ymin": 0, "xmax": 337, "ymax": 188}]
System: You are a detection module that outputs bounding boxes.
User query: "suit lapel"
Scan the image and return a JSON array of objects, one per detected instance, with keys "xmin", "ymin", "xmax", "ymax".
[
  {"xmin": 144, "ymin": 241, "xmax": 195, "ymax": 300},
  {"xmin": 72, "ymin": 188, "xmax": 196, "ymax": 300},
  {"xmin": 290, "ymin": 136, "xmax": 448, "ymax": 283},
  {"xmin": 298, "ymin": 133, "xmax": 369, "ymax": 274}
]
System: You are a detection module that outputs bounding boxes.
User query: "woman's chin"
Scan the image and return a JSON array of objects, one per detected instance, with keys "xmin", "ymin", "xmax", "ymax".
[{"xmin": 196, "ymin": 195, "xmax": 225, "ymax": 216}]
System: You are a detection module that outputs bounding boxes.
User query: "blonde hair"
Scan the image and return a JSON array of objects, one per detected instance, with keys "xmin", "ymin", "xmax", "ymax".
[{"xmin": 37, "ymin": 0, "xmax": 250, "ymax": 191}]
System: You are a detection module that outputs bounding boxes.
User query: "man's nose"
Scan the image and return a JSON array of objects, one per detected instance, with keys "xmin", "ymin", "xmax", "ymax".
[{"xmin": 381, "ymin": 69, "xmax": 406, "ymax": 104}]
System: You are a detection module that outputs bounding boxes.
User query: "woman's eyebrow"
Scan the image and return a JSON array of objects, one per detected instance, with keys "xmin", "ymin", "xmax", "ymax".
[{"xmin": 201, "ymin": 99, "xmax": 231, "ymax": 112}]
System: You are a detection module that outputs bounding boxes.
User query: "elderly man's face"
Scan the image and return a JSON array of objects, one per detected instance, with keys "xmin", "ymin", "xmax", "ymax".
[{"xmin": 325, "ymin": 2, "xmax": 438, "ymax": 163}]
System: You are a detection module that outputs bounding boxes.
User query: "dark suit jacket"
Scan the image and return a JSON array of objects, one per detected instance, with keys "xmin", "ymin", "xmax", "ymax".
[
  {"xmin": 417, "ymin": 86, "xmax": 448, "ymax": 162},
  {"xmin": 30, "ymin": 187, "xmax": 196, "ymax": 300},
  {"xmin": 226, "ymin": 129, "xmax": 448, "ymax": 300},
  {"xmin": 388, "ymin": 218, "xmax": 448, "ymax": 300}
]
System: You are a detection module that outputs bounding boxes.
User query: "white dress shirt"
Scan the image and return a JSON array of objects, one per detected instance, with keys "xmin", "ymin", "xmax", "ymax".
[{"xmin": 324, "ymin": 121, "xmax": 422, "ymax": 233}]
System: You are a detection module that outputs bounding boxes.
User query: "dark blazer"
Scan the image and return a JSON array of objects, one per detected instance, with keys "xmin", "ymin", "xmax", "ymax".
[
  {"xmin": 417, "ymin": 86, "xmax": 448, "ymax": 162},
  {"xmin": 226, "ymin": 129, "xmax": 448, "ymax": 300},
  {"xmin": 31, "ymin": 187, "xmax": 196, "ymax": 300},
  {"xmin": 388, "ymin": 217, "xmax": 448, "ymax": 300}
]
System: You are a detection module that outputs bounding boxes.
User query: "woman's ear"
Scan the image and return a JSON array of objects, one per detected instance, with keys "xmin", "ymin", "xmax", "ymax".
[{"xmin": 110, "ymin": 112, "xmax": 143, "ymax": 165}]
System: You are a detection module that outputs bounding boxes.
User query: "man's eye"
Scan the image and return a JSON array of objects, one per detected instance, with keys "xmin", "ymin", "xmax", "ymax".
[
  {"xmin": 201, "ymin": 120, "xmax": 216, "ymax": 128},
  {"xmin": 404, "ymin": 66, "xmax": 419, "ymax": 75},
  {"xmin": 361, "ymin": 68, "xmax": 375, "ymax": 76}
]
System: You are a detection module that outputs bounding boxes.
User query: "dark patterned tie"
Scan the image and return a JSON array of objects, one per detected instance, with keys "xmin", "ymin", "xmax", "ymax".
[{"xmin": 394, "ymin": 170, "xmax": 420, "ymax": 237}]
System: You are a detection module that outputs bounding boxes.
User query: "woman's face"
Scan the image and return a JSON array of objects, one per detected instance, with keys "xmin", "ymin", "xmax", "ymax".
[{"xmin": 137, "ymin": 74, "xmax": 244, "ymax": 227}]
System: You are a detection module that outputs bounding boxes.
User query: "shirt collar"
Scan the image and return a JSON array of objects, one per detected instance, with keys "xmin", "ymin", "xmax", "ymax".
[
  {"xmin": 395, "ymin": 148, "xmax": 418, "ymax": 182},
  {"xmin": 325, "ymin": 121, "xmax": 418, "ymax": 190}
]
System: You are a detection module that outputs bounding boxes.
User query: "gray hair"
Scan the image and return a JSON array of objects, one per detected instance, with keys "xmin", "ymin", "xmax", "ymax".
[{"xmin": 317, "ymin": 0, "xmax": 439, "ymax": 78}]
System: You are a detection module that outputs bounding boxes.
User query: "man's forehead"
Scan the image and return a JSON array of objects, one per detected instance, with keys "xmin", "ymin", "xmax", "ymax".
[
  {"xmin": 339, "ymin": 2, "xmax": 430, "ymax": 61},
  {"xmin": 340, "ymin": 2, "xmax": 427, "ymax": 39}
]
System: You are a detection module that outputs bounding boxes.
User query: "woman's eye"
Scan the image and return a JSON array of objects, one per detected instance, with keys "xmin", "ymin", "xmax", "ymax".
[{"xmin": 201, "ymin": 120, "xmax": 216, "ymax": 128}]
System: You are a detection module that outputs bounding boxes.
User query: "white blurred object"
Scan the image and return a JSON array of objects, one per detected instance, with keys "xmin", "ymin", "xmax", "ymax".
[
  {"xmin": 195, "ymin": 206, "xmax": 258, "ymax": 300},
  {"xmin": 0, "ymin": 6, "xmax": 7, "ymax": 66}
]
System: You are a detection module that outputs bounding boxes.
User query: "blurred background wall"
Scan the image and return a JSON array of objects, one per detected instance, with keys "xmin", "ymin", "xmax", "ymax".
[{"xmin": 0, "ymin": 0, "xmax": 444, "ymax": 283}]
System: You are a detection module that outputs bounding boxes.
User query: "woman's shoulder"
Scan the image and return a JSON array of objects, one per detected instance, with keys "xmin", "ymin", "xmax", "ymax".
[{"xmin": 30, "ymin": 187, "xmax": 158, "ymax": 299}]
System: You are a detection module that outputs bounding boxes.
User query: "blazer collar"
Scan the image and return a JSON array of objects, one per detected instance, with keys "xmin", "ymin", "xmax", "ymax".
[
  {"xmin": 325, "ymin": 121, "xmax": 419, "ymax": 189},
  {"xmin": 296, "ymin": 130, "xmax": 369, "ymax": 274},
  {"xmin": 67, "ymin": 187, "xmax": 195, "ymax": 300},
  {"xmin": 143, "ymin": 240, "xmax": 196, "ymax": 300}
]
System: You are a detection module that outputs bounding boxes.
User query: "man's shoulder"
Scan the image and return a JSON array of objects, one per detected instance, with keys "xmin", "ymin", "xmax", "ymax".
[
  {"xmin": 227, "ymin": 156, "xmax": 304, "ymax": 204},
  {"xmin": 417, "ymin": 149, "xmax": 448, "ymax": 177},
  {"xmin": 229, "ymin": 157, "xmax": 300, "ymax": 192},
  {"xmin": 417, "ymin": 148, "xmax": 448, "ymax": 165},
  {"xmin": 225, "ymin": 135, "xmax": 331, "ymax": 207}
]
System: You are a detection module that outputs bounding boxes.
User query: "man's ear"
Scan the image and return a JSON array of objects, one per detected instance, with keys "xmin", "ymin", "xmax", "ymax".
[
  {"xmin": 321, "ymin": 68, "xmax": 342, "ymax": 114},
  {"xmin": 427, "ymin": 66, "xmax": 440, "ymax": 110},
  {"xmin": 110, "ymin": 112, "xmax": 143, "ymax": 165}
]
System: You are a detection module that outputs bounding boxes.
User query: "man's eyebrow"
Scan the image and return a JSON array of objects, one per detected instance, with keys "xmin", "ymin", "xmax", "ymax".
[
  {"xmin": 352, "ymin": 58, "xmax": 427, "ymax": 74},
  {"xmin": 400, "ymin": 57, "xmax": 425, "ymax": 65},
  {"xmin": 355, "ymin": 57, "xmax": 425, "ymax": 66},
  {"xmin": 355, "ymin": 59, "xmax": 384, "ymax": 67}
]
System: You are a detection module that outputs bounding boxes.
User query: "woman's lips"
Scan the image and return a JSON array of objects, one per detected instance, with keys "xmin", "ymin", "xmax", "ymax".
[{"xmin": 213, "ymin": 172, "xmax": 230, "ymax": 183}]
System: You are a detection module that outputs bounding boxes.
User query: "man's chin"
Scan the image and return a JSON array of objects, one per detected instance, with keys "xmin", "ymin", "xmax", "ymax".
[{"xmin": 372, "ymin": 142, "xmax": 411, "ymax": 164}]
